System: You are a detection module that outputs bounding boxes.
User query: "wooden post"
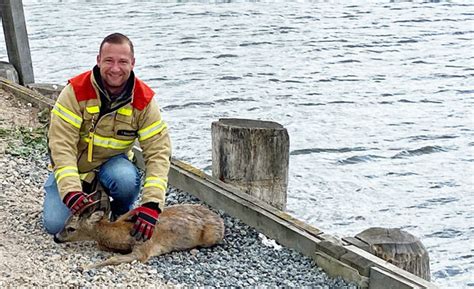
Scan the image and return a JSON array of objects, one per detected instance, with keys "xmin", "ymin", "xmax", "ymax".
[
  {"xmin": 346, "ymin": 227, "xmax": 431, "ymax": 281},
  {"xmin": 211, "ymin": 118, "xmax": 289, "ymax": 210},
  {"xmin": 0, "ymin": 0, "xmax": 35, "ymax": 84}
]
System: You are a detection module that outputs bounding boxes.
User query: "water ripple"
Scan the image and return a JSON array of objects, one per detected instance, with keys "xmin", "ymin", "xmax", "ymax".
[
  {"xmin": 408, "ymin": 197, "xmax": 459, "ymax": 209},
  {"xmin": 239, "ymin": 41, "xmax": 272, "ymax": 46},
  {"xmin": 426, "ymin": 229, "xmax": 464, "ymax": 239},
  {"xmin": 219, "ymin": 76, "xmax": 242, "ymax": 80},
  {"xmin": 214, "ymin": 97, "xmax": 255, "ymax": 104},
  {"xmin": 392, "ymin": 145, "xmax": 448, "ymax": 159},
  {"xmin": 337, "ymin": 154, "xmax": 386, "ymax": 165},
  {"xmin": 290, "ymin": 147, "xmax": 370, "ymax": 156},
  {"xmin": 163, "ymin": 101, "xmax": 214, "ymax": 111},
  {"xmin": 404, "ymin": 135, "xmax": 458, "ymax": 142},
  {"xmin": 214, "ymin": 54, "xmax": 238, "ymax": 58},
  {"xmin": 180, "ymin": 57, "xmax": 206, "ymax": 61}
]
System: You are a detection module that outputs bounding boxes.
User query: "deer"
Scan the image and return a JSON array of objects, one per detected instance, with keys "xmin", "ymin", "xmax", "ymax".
[{"xmin": 54, "ymin": 203, "xmax": 225, "ymax": 269}]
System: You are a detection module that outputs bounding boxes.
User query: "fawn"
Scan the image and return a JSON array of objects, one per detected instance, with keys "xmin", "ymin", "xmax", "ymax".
[{"xmin": 54, "ymin": 204, "xmax": 225, "ymax": 269}]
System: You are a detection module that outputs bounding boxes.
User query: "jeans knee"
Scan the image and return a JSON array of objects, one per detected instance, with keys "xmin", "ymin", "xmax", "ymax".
[
  {"xmin": 99, "ymin": 155, "xmax": 140, "ymax": 194},
  {"xmin": 111, "ymin": 177, "xmax": 140, "ymax": 203},
  {"xmin": 43, "ymin": 215, "xmax": 66, "ymax": 235}
]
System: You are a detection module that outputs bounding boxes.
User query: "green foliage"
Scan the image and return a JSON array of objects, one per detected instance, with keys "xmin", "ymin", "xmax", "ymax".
[
  {"xmin": 4, "ymin": 126, "xmax": 48, "ymax": 159},
  {"xmin": 0, "ymin": 128, "xmax": 8, "ymax": 138}
]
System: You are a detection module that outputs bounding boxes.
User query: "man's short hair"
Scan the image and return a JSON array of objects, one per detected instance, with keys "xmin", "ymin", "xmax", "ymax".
[{"xmin": 99, "ymin": 33, "xmax": 134, "ymax": 56}]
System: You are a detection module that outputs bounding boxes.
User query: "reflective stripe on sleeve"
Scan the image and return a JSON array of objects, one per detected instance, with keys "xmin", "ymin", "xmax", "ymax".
[
  {"xmin": 86, "ymin": 106, "xmax": 100, "ymax": 114},
  {"xmin": 138, "ymin": 120, "xmax": 167, "ymax": 141},
  {"xmin": 51, "ymin": 103, "xmax": 82, "ymax": 129},
  {"xmin": 83, "ymin": 134, "xmax": 135, "ymax": 150},
  {"xmin": 144, "ymin": 177, "xmax": 167, "ymax": 191},
  {"xmin": 54, "ymin": 166, "xmax": 79, "ymax": 183}
]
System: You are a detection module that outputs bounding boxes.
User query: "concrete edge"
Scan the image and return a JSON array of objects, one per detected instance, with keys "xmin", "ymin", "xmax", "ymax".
[{"xmin": 0, "ymin": 77, "xmax": 439, "ymax": 289}]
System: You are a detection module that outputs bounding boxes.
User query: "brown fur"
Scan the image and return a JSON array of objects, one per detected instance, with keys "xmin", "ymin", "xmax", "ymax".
[{"xmin": 55, "ymin": 204, "xmax": 225, "ymax": 269}]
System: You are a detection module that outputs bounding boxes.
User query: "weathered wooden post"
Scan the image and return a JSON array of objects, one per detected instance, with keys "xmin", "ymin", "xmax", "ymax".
[
  {"xmin": 0, "ymin": 0, "xmax": 35, "ymax": 84},
  {"xmin": 211, "ymin": 118, "xmax": 289, "ymax": 210},
  {"xmin": 345, "ymin": 227, "xmax": 431, "ymax": 281}
]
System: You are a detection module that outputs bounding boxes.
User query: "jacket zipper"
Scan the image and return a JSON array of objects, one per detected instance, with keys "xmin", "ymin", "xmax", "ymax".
[{"xmin": 87, "ymin": 115, "xmax": 97, "ymax": 162}]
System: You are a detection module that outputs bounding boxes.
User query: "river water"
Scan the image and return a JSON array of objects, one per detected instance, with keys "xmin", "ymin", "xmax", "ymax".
[{"xmin": 1, "ymin": 0, "xmax": 472, "ymax": 287}]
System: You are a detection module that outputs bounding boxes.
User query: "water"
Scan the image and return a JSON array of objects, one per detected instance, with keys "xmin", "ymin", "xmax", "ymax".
[{"xmin": 1, "ymin": 0, "xmax": 473, "ymax": 287}]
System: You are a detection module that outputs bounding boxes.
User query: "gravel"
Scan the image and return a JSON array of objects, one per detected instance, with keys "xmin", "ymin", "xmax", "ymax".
[
  {"xmin": 0, "ymin": 153, "xmax": 359, "ymax": 288},
  {"xmin": 0, "ymin": 91, "xmax": 359, "ymax": 288}
]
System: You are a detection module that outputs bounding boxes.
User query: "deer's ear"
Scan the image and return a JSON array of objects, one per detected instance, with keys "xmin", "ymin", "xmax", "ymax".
[
  {"xmin": 63, "ymin": 214, "xmax": 80, "ymax": 230},
  {"xmin": 69, "ymin": 214, "xmax": 80, "ymax": 223},
  {"xmin": 88, "ymin": 210, "xmax": 105, "ymax": 223}
]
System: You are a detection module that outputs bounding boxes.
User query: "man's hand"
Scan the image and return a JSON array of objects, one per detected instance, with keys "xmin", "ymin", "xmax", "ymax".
[
  {"xmin": 63, "ymin": 191, "xmax": 99, "ymax": 215},
  {"xmin": 128, "ymin": 202, "xmax": 160, "ymax": 241}
]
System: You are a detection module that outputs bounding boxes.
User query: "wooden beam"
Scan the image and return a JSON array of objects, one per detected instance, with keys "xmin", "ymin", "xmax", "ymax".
[
  {"xmin": 0, "ymin": 0, "xmax": 34, "ymax": 84},
  {"xmin": 0, "ymin": 78, "xmax": 54, "ymax": 109}
]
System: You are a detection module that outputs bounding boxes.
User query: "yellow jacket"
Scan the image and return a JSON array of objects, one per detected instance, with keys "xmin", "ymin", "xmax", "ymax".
[{"xmin": 48, "ymin": 69, "xmax": 171, "ymax": 210}]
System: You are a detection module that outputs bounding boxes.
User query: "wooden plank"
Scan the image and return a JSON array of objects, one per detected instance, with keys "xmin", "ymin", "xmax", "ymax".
[
  {"xmin": 0, "ymin": 77, "xmax": 54, "ymax": 109},
  {"xmin": 370, "ymin": 267, "xmax": 422, "ymax": 289},
  {"xmin": 314, "ymin": 240, "xmax": 348, "ymax": 260},
  {"xmin": 314, "ymin": 251, "xmax": 369, "ymax": 289},
  {"xmin": 342, "ymin": 236, "xmax": 370, "ymax": 252},
  {"xmin": 26, "ymin": 83, "xmax": 64, "ymax": 101},
  {"xmin": 0, "ymin": 0, "xmax": 34, "ymax": 84},
  {"xmin": 344, "ymin": 245, "xmax": 438, "ymax": 289}
]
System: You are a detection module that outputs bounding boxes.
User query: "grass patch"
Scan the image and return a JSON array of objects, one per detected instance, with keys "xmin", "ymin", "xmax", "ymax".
[
  {"xmin": 4, "ymin": 126, "xmax": 48, "ymax": 158},
  {"xmin": 0, "ymin": 127, "xmax": 9, "ymax": 138}
]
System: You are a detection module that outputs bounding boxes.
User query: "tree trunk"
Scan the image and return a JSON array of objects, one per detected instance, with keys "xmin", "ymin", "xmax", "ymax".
[
  {"xmin": 211, "ymin": 118, "xmax": 289, "ymax": 210},
  {"xmin": 352, "ymin": 227, "xmax": 431, "ymax": 281}
]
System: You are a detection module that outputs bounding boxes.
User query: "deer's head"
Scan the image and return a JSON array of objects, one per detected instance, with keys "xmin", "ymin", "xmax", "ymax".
[{"xmin": 53, "ymin": 210, "xmax": 105, "ymax": 243}]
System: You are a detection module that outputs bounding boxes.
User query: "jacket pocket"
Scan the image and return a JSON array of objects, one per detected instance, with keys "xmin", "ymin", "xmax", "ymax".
[{"xmin": 114, "ymin": 112, "xmax": 138, "ymax": 141}]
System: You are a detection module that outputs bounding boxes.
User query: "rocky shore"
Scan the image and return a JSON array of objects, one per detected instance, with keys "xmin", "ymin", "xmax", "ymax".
[{"xmin": 0, "ymin": 89, "xmax": 357, "ymax": 288}]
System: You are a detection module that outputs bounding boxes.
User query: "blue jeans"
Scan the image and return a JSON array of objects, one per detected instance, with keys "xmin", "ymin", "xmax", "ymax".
[{"xmin": 43, "ymin": 154, "xmax": 140, "ymax": 234}]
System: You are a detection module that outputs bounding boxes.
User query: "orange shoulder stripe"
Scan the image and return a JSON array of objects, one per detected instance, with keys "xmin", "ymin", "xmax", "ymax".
[
  {"xmin": 68, "ymin": 71, "xmax": 97, "ymax": 102},
  {"xmin": 132, "ymin": 77, "xmax": 155, "ymax": 111}
]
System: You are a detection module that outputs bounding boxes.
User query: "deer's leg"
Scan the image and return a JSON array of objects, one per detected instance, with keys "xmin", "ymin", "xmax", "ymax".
[
  {"xmin": 97, "ymin": 244, "xmax": 116, "ymax": 252},
  {"xmin": 84, "ymin": 250, "xmax": 148, "ymax": 270}
]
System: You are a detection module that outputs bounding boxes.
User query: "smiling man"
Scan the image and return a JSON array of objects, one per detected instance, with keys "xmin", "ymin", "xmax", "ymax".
[{"xmin": 43, "ymin": 33, "xmax": 171, "ymax": 242}]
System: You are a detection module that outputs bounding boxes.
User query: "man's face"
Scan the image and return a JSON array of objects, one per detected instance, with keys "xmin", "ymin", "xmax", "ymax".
[{"xmin": 97, "ymin": 42, "xmax": 135, "ymax": 94}]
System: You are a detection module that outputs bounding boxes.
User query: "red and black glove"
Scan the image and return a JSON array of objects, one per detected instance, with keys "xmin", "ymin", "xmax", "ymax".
[
  {"xmin": 63, "ymin": 191, "xmax": 99, "ymax": 215},
  {"xmin": 128, "ymin": 202, "xmax": 160, "ymax": 241}
]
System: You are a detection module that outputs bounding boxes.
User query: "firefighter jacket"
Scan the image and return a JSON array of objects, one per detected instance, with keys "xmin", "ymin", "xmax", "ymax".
[{"xmin": 48, "ymin": 68, "xmax": 171, "ymax": 211}]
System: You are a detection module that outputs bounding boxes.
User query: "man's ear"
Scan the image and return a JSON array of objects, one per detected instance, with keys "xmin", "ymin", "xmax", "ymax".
[
  {"xmin": 88, "ymin": 210, "xmax": 105, "ymax": 224},
  {"xmin": 96, "ymin": 54, "xmax": 101, "ymax": 66}
]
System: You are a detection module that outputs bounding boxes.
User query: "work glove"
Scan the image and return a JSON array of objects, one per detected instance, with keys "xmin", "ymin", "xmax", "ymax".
[
  {"xmin": 63, "ymin": 191, "xmax": 99, "ymax": 215},
  {"xmin": 128, "ymin": 202, "xmax": 160, "ymax": 241}
]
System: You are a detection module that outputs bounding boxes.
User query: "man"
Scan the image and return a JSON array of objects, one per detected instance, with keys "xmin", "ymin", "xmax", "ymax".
[{"xmin": 43, "ymin": 33, "xmax": 171, "ymax": 242}]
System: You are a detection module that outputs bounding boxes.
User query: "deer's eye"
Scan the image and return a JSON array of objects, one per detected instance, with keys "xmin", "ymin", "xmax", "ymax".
[{"xmin": 66, "ymin": 227, "xmax": 76, "ymax": 233}]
